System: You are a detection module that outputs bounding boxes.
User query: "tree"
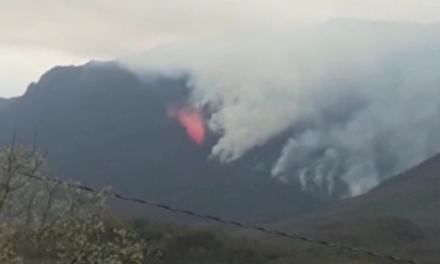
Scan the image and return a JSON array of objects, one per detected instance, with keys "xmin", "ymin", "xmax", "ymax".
[
  {"xmin": 0, "ymin": 143, "xmax": 399, "ymax": 264},
  {"xmin": 0, "ymin": 143, "xmax": 151, "ymax": 263}
]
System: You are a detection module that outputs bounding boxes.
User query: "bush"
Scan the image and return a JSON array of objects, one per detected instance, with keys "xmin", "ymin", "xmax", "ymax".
[{"xmin": 0, "ymin": 144, "xmax": 150, "ymax": 263}]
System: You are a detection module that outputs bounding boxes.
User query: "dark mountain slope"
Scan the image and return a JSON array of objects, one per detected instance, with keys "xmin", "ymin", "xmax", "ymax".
[
  {"xmin": 306, "ymin": 152, "xmax": 440, "ymax": 228},
  {"xmin": 0, "ymin": 97, "xmax": 14, "ymax": 112},
  {"xmin": 0, "ymin": 62, "xmax": 328, "ymax": 223},
  {"xmin": 266, "ymin": 153, "xmax": 440, "ymax": 263}
]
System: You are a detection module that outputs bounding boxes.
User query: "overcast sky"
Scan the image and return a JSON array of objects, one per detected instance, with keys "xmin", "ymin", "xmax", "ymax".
[{"xmin": 1, "ymin": 0, "xmax": 439, "ymax": 98}]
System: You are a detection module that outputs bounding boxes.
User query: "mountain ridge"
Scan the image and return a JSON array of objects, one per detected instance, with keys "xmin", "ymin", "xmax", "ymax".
[
  {"xmin": 1, "ymin": 17, "xmax": 440, "ymax": 231},
  {"xmin": 0, "ymin": 62, "xmax": 330, "ymax": 223},
  {"xmin": 262, "ymin": 152, "xmax": 440, "ymax": 263}
]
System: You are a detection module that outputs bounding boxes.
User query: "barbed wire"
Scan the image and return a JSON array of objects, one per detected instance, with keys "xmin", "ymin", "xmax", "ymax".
[{"xmin": 22, "ymin": 172, "xmax": 420, "ymax": 264}]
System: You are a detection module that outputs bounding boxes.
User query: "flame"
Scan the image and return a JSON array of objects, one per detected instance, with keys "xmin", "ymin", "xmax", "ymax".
[{"xmin": 167, "ymin": 104, "xmax": 205, "ymax": 146}]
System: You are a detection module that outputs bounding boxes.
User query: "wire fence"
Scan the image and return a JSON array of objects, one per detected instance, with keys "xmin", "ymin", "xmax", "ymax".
[{"xmin": 22, "ymin": 172, "xmax": 421, "ymax": 264}]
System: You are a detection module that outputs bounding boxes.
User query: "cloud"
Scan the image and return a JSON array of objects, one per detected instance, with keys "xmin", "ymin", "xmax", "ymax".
[
  {"xmin": 122, "ymin": 20, "xmax": 440, "ymax": 197},
  {"xmin": 1, "ymin": 0, "xmax": 440, "ymax": 57}
]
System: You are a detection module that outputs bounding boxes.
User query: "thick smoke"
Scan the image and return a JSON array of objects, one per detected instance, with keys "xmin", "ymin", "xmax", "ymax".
[{"xmin": 121, "ymin": 19, "xmax": 440, "ymax": 197}]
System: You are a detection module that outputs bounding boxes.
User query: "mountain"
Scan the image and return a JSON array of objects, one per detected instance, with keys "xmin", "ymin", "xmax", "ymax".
[
  {"xmin": 0, "ymin": 98, "xmax": 13, "ymax": 112},
  {"xmin": 268, "ymin": 153, "xmax": 440, "ymax": 263},
  {"xmin": 333, "ymin": 156, "xmax": 439, "ymax": 229},
  {"xmin": 293, "ymin": 152, "xmax": 440, "ymax": 228},
  {"xmin": 0, "ymin": 99, "xmax": 5, "ymax": 111},
  {"xmin": 0, "ymin": 61, "xmax": 329, "ymax": 223}
]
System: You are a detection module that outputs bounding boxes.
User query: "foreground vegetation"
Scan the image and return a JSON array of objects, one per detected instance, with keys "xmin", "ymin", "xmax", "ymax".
[{"xmin": 0, "ymin": 144, "xmax": 412, "ymax": 263}]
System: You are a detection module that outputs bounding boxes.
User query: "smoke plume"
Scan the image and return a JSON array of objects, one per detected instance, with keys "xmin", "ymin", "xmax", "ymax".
[{"xmin": 121, "ymin": 19, "xmax": 440, "ymax": 197}]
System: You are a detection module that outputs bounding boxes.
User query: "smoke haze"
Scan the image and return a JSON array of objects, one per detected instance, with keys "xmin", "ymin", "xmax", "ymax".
[{"xmin": 121, "ymin": 19, "xmax": 440, "ymax": 197}]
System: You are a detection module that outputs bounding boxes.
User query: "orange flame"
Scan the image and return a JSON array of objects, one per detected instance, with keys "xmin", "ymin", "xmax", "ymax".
[{"xmin": 167, "ymin": 104, "xmax": 205, "ymax": 146}]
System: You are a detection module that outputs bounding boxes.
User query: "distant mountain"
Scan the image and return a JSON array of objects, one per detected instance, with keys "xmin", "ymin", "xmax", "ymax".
[
  {"xmin": 0, "ymin": 99, "xmax": 5, "ymax": 110},
  {"xmin": 306, "ymin": 152, "xmax": 440, "ymax": 228},
  {"xmin": 0, "ymin": 98, "xmax": 13, "ymax": 112},
  {"xmin": 269, "ymin": 153, "xmax": 440, "ymax": 263},
  {"xmin": 2, "ymin": 19, "xmax": 440, "ymax": 229},
  {"xmin": 0, "ymin": 62, "xmax": 329, "ymax": 223}
]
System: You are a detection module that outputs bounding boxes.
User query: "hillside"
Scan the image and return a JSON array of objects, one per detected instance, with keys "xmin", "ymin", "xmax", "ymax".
[
  {"xmin": 0, "ymin": 62, "xmax": 329, "ymax": 223},
  {"xmin": 294, "ymin": 152, "xmax": 440, "ymax": 228},
  {"xmin": 0, "ymin": 98, "xmax": 13, "ymax": 112},
  {"xmin": 341, "ymin": 153, "xmax": 440, "ymax": 227},
  {"xmin": 2, "ymin": 20, "xmax": 439, "ymax": 223},
  {"xmin": 268, "ymin": 153, "xmax": 440, "ymax": 263}
]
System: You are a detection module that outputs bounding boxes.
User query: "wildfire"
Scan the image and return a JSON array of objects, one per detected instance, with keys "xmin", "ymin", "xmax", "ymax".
[{"xmin": 167, "ymin": 103, "xmax": 205, "ymax": 146}]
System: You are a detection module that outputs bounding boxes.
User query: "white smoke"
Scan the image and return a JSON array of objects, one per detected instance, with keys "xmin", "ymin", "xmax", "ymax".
[{"xmin": 121, "ymin": 19, "xmax": 440, "ymax": 197}]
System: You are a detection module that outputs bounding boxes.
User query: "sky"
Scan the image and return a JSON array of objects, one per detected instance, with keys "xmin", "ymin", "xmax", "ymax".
[{"xmin": 1, "ymin": 0, "xmax": 440, "ymax": 98}]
